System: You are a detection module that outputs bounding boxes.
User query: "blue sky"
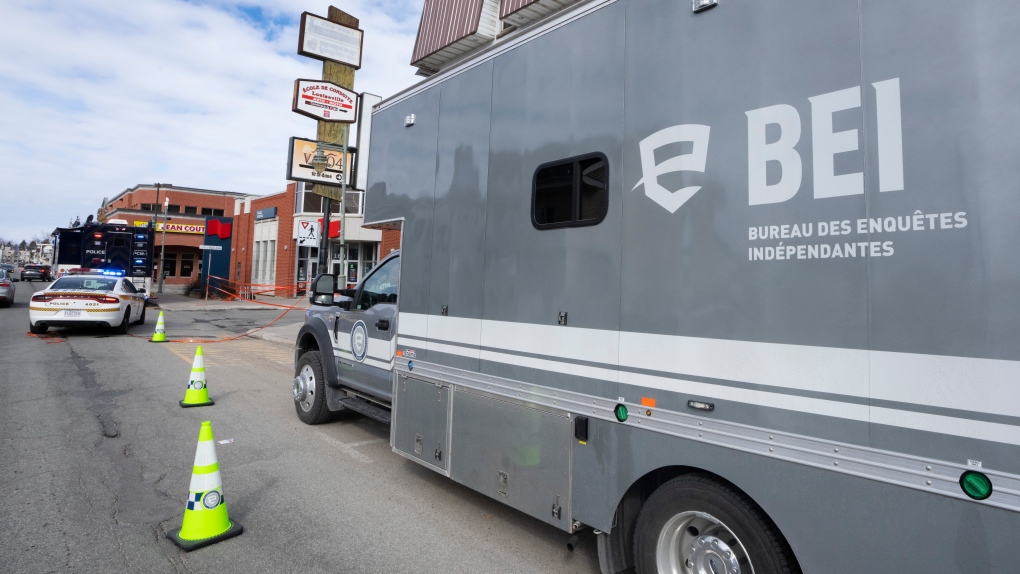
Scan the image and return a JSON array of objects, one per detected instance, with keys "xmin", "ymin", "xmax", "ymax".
[{"xmin": 0, "ymin": 0, "xmax": 424, "ymax": 243}]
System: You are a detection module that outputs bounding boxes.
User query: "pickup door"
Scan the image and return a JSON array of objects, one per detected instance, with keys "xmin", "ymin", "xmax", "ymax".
[{"xmin": 333, "ymin": 255, "xmax": 399, "ymax": 402}]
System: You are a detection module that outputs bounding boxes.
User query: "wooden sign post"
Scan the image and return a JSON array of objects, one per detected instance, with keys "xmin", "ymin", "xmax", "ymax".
[{"xmin": 312, "ymin": 7, "xmax": 359, "ymax": 271}]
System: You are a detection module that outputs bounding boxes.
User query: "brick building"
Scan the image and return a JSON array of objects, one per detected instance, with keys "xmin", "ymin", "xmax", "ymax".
[
  {"xmin": 99, "ymin": 185, "xmax": 251, "ymax": 291},
  {"xmin": 230, "ymin": 182, "xmax": 401, "ymax": 294}
]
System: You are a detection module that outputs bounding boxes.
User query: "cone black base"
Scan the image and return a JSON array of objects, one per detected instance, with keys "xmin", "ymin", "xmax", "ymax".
[
  {"xmin": 180, "ymin": 399, "xmax": 214, "ymax": 408},
  {"xmin": 168, "ymin": 520, "xmax": 243, "ymax": 551}
]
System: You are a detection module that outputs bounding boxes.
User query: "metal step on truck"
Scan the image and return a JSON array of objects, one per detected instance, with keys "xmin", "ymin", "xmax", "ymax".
[{"xmin": 292, "ymin": 1, "xmax": 1020, "ymax": 572}]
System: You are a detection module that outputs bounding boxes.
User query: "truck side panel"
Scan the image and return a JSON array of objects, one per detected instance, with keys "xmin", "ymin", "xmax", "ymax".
[
  {"xmin": 425, "ymin": 61, "xmax": 494, "ymax": 373},
  {"xmin": 572, "ymin": 418, "xmax": 1019, "ymax": 573},
  {"xmin": 481, "ymin": 2, "xmax": 625, "ymax": 400},
  {"xmin": 860, "ymin": 0, "xmax": 1020, "ymax": 467},
  {"xmin": 365, "ymin": 88, "xmax": 440, "ymax": 318},
  {"xmin": 365, "ymin": 0, "xmax": 1020, "ymax": 571}
]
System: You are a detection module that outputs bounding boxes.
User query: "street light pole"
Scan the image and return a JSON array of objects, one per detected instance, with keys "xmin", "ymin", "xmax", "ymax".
[
  {"xmin": 157, "ymin": 197, "xmax": 169, "ymax": 294},
  {"xmin": 150, "ymin": 183, "xmax": 171, "ymax": 293},
  {"xmin": 150, "ymin": 183, "xmax": 163, "ymax": 228}
]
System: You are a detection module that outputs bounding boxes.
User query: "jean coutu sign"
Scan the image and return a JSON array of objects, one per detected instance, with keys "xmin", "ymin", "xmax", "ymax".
[{"xmin": 292, "ymin": 79, "xmax": 358, "ymax": 123}]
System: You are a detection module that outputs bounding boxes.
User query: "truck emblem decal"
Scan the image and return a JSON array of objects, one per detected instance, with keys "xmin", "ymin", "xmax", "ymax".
[
  {"xmin": 350, "ymin": 320, "xmax": 368, "ymax": 362},
  {"xmin": 631, "ymin": 124, "xmax": 711, "ymax": 213}
]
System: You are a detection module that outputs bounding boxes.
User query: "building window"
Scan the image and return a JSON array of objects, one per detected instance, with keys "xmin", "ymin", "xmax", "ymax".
[
  {"xmin": 167, "ymin": 205, "xmax": 181, "ymax": 214},
  {"xmin": 345, "ymin": 190, "xmax": 364, "ymax": 215},
  {"xmin": 297, "ymin": 246, "xmax": 318, "ymax": 283},
  {"xmin": 302, "ymin": 192, "xmax": 324, "ymax": 214},
  {"xmin": 213, "ymin": 209, "xmax": 224, "ymax": 216},
  {"xmin": 201, "ymin": 208, "xmax": 214, "ymax": 216},
  {"xmin": 532, "ymin": 153, "xmax": 609, "ymax": 229},
  {"xmin": 267, "ymin": 240, "xmax": 276, "ymax": 283},
  {"xmin": 260, "ymin": 241, "xmax": 270, "ymax": 284},
  {"xmin": 340, "ymin": 242, "xmax": 377, "ymax": 287},
  {"xmin": 141, "ymin": 203, "xmax": 154, "ymax": 212},
  {"xmin": 162, "ymin": 253, "xmax": 178, "ymax": 277},
  {"xmin": 180, "ymin": 253, "xmax": 195, "ymax": 277},
  {"xmin": 252, "ymin": 240, "xmax": 276, "ymax": 284},
  {"xmin": 252, "ymin": 242, "xmax": 261, "ymax": 283},
  {"xmin": 184, "ymin": 206, "xmax": 198, "ymax": 215}
]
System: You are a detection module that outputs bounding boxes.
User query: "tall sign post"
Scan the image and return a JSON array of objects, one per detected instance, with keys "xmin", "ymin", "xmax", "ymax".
[
  {"xmin": 199, "ymin": 244, "xmax": 222, "ymax": 302},
  {"xmin": 294, "ymin": 7, "xmax": 362, "ymax": 273}
]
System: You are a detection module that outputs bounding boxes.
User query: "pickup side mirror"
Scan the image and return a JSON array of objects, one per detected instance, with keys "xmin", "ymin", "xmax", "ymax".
[
  {"xmin": 138, "ymin": 288, "xmax": 146, "ymax": 293},
  {"xmin": 333, "ymin": 288, "xmax": 356, "ymax": 310},
  {"xmin": 310, "ymin": 273, "xmax": 336, "ymax": 306}
]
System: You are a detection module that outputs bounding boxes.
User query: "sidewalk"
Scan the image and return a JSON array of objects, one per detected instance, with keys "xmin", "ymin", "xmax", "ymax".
[
  {"xmin": 246, "ymin": 321, "xmax": 302, "ymax": 347},
  {"xmin": 150, "ymin": 292, "xmax": 311, "ymax": 312}
]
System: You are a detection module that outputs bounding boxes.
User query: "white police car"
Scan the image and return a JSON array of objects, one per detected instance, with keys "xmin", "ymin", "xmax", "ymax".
[{"xmin": 29, "ymin": 271, "xmax": 147, "ymax": 334}]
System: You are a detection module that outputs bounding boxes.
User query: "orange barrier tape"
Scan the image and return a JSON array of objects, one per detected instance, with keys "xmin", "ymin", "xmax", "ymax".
[
  {"xmin": 208, "ymin": 275, "xmax": 307, "ymax": 296},
  {"xmin": 128, "ymin": 305, "xmax": 295, "ymax": 344},
  {"xmin": 207, "ymin": 283, "xmax": 305, "ymax": 309}
]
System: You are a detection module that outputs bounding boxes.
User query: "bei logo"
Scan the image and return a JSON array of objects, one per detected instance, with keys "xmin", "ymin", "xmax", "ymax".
[{"xmin": 631, "ymin": 124, "xmax": 711, "ymax": 213}]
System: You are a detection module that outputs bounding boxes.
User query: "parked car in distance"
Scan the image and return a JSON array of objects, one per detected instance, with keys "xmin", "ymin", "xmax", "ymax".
[
  {"xmin": 0, "ymin": 269, "xmax": 15, "ymax": 307},
  {"xmin": 21, "ymin": 264, "xmax": 52, "ymax": 282}
]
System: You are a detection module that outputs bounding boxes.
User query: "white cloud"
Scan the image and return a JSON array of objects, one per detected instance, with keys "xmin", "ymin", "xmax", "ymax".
[{"xmin": 0, "ymin": 0, "xmax": 423, "ymax": 242}]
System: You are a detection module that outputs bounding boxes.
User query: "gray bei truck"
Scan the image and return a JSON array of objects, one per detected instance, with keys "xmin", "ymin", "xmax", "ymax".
[{"xmin": 292, "ymin": 1, "xmax": 1020, "ymax": 572}]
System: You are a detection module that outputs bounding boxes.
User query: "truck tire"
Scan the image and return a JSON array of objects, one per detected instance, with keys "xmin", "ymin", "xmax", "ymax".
[
  {"xmin": 633, "ymin": 474, "xmax": 799, "ymax": 574},
  {"xmin": 293, "ymin": 351, "xmax": 331, "ymax": 425}
]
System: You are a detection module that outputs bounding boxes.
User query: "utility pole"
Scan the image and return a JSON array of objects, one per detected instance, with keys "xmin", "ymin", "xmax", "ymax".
[
  {"xmin": 150, "ymin": 183, "xmax": 171, "ymax": 291},
  {"xmin": 157, "ymin": 196, "xmax": 169, "ymax": 294},
  {"xmin": 315, "ymin": 7, "xmax": 359, "ymax": 277}
]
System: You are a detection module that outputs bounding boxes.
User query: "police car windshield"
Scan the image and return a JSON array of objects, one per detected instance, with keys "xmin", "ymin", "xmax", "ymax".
[{"xmin": 50, "ymin": 277, "xmax": 118, "ymax": 291}]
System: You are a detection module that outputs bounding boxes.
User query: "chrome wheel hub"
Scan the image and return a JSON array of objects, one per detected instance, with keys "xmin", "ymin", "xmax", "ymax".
[
  {"xmin": 656, "ymin": 511, "xmax": 752, "ymax": 574},
  {"xmin": 689, "ymin": 535, "xmax": 741, "ymax": 574},
  {"xmin": 294, "ymin": 365, "xmax": 314, "ymax": 411}
]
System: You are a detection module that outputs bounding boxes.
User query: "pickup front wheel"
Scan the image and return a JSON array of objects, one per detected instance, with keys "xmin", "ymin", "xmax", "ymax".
[{"xmin": 294, "ymin": 351, "xmax": 331, "ymax": 424}]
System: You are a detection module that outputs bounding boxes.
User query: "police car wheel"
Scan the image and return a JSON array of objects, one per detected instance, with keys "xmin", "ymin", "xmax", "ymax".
[
  {"xmin": 133, "ymin": 305, "xmax": 146, "ymax": 325},
  {"xmin": 633, "ymin": 474, "xmax": 799, "ymax": 574},
  {"xmin": 29, "ymin": 322, "xmax": 47, "ymax": 334},
  {"xmin": 294, "ymin": 351, "xmax": 331, "ymax": 425},
  {"xmin": 113, "ymin": 308, "xmax": 130, "ymax": 335}
]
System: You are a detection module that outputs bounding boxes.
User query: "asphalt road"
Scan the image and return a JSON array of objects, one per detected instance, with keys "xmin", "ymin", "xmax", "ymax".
[{"xmin": 0, "ymin": 281, "xmax": 600, "ymax": 573}]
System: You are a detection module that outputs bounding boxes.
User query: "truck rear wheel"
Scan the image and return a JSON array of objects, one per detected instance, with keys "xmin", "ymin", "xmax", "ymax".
[
  {"xmin": 293, "ymin": 351, "xmax": 331, "ymax": 424},
  {"xmin": 633, "ymin": 474, "xmax": 798, "ymax": 574}
]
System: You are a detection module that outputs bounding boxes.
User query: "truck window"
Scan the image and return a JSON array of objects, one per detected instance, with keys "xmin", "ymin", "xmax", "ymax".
[
  {"xmin": 532, "ymin": 152, "xmax": 609, "ymax": 229},
  {"xmin": 354, "ymin": 257, "xmax": 399, "ymax": 310}
]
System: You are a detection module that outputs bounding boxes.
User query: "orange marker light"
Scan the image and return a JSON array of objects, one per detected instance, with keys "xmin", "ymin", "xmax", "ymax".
[
  {"xmin": 641, "ymin": 397, "xmax": 656, "ymax": 408},
  {"xmin": 396, "ymin": 350, "xmax": 403, "ymax": 357}
]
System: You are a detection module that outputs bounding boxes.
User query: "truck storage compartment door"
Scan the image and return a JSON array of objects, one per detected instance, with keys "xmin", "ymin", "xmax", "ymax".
[
  {"xmin": 392, "ymin": 377, "xmax": 450, "ymax": 472},
  {"xmin": 449, "ymin": 391, "xmax": 570, "ymax": 530}
]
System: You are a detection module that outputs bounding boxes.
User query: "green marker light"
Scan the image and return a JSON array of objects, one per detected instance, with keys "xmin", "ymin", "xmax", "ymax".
[
  {"xmin": 960, "ymin": 470, "xmax": 993, "ymax": 500},
  {"xmin": 614, "ymin": 404, "xmax": 628, "ymax": 422}
]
